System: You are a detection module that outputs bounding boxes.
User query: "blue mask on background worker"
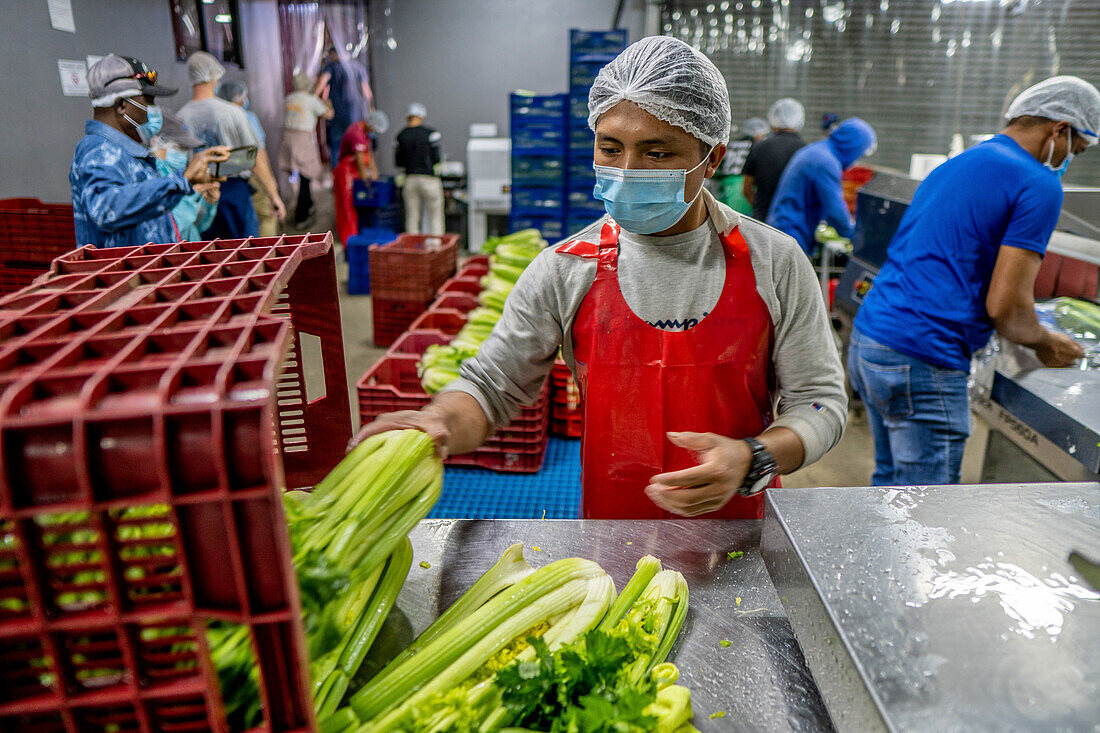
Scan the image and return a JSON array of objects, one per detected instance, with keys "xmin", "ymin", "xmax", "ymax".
[
  {"xmin": 123, "ymin": 98, "xmax": 163, "ymax": 146},
  {"xmin": 1044, "ymin": 127, "xmax": 1074, "ymax": 178},
  {"xmin": 154, "ymin": 148, "xmax": 189, "ymax": 176},
  {"xmin": 592, "ymin": 149, "xmax": 713, "ymax": 234}
]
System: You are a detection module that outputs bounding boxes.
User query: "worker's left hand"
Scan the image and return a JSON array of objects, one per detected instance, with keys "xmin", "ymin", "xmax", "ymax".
[
  {"xmin": 645, "ymin": 432, "xmax": 752, "ymax": 517},
  {"xmin": 194, "ymin": 182, "xmax": 220, "ymax": 205},
  {"xmin": 272, "ymin": 196, "xmax": 287, "ymax": 222}
]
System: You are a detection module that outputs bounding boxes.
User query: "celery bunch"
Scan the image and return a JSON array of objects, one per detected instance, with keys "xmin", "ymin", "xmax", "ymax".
[
  {"xmin": 321, "ymin": 551, "xmax": 698, "ymax": 733},
  {"xmin": 419, "ymin": 229, "xmax": 547, "ymax": 394}
]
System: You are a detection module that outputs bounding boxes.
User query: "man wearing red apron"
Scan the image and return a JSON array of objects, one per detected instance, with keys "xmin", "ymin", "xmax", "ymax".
[{"xmin": 358, "ymin": 37, "xmax": 847, "ymax": 519}]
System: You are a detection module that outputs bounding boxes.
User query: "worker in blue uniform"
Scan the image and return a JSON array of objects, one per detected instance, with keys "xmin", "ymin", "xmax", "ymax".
[
  {"xmin": 70, "ymin": 54, "xmax": 226, "ymax": 248},
  {"xmin": 766, "ymin": 118, "xmax": 876, "ymax": 255}
]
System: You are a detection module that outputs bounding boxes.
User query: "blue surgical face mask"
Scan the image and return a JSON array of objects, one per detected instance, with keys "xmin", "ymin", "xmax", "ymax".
[
  {"xmin": 155, "ymin": 148, "xmax": 189, "ymax": 176},
  {"xmin": 1044, "ymin": 127, "xmax": 1074, "ymax": 178},
  {"xmin": 123, "ymin": 98, "xmax": 163, "ymax": 146},
  {"xmin": 593, "ymin": 148, "xmax": 713, "ymax": 234}
]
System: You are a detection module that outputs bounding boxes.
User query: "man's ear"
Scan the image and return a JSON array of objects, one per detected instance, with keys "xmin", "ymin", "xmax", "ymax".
[{"xmin": 705, "ymin": 144, "xmax": 727, "ymax": 178}]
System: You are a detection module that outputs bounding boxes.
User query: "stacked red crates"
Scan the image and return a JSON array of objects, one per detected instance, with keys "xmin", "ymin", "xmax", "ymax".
[
  {"xmin": 549, "ymin": 359, "xmax": 582, "ymax": 438},
  {"xmin": 0, "ymin": 198, "xmax": 79, "ymax": 295},
  {"xmin": 369, "ymin": 234, "xmax": 459, "ymax": 346},
  {"xmin": 0, "ymin": 233, "xmax": 353, "ymax": 732},
  {"xmin": 357, "ymin": 255, "xmax": 552, "ymax": 472}
]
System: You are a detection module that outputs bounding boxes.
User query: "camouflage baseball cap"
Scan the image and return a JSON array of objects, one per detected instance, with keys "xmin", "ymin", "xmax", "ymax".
[{"xmin": 88, "ymin": 54, "xmax": 177, "ymax": 107}]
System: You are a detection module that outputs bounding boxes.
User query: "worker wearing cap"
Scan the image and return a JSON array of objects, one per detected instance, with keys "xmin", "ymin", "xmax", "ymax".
[
  {"xmin": 395, "ymin": 103, "xmax": 444, "ymax": 235},
  {"xmin": 70, "ymin": 54, "xmax": 227, "ymax": 248},
  {"xmin": 177, "ymin": 52, "xmax": 285, "ymax": 239},
  {"xmin": 767, "ymin": 117, "xmax": 877, "ymax": 255},
  {"xmin": 742, "ymin": 99, "xmax": 807, "ymax": 222},
  {"xmin": 851, "ymin": 76, "xmax": 1097, "ymax": 486},
  {"xmin": 358, "ymin": 37, "xmax": 847, "ymax": 520},
  {"xmin": 333, "ymin": 109, "xmax": 390, "ymax": 245}
]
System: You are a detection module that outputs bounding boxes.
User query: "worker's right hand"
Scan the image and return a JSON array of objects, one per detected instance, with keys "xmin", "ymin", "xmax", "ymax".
[
  {"xmin": 184, "ymin": 146, "xmax": 231, "ymax": 185},
  {"xmin": 347, "ymin": 409, "xmax": 452, "ymax": 458},
  {"xmin": 1035, "ymin": 329, "xmax": 1085, "ymax": 367}
]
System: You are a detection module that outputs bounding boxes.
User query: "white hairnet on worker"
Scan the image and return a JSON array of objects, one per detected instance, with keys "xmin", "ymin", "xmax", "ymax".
[
  {"xmin": 186, "ymin": 51, "xmax": 226, "ymax": 86},
  {"xmin": 367, "ymin": 109, "xmax": 390, "ymax": 134},
  {"xmin": 768, "ymin": 98, "xmax": 805, "ymax": 131},
  {"xmin": 1005, "ymin": 75, "xmax": 1100, "ymax": 146},
  {"xmin": 588, "ymin": 36, "xmax": 731, "ymax": 148},
  {"xmin": 742, "ymin": 117, "xmax": 770, "ymax": 139}
]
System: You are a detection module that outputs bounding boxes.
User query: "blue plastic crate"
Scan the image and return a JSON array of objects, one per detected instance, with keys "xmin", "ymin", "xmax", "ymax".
[
  {"xmin": 566, "ymin": 188, "xmax": 603, "ymax": 218},
  {"xmin": 569, "ymin": 126, "xmax": 595, "ymax": 153},
  {"xmin": 359, "ymin": 203, "xmax": 401, "ymax": 231},
  {"xmin": 511, "ymin": 186, "xmax": 565, "ymax": 217},
  {"xmin": 511, "ymin": 119, "xmax": 567, "ymax": 157},
  {"xmin": 569, "ymin": 60, "xmax": 610, "ymax": 93},
  {"xmin": 569, "ymin": 95, "xmax": 589, "ymax": 124},
  {"xmin": 570, "ymin": 29, "xmax": 628, "ymax": 56},
  {"xmin": 566, "ymin": 156, "xmax": 595, "ymax": 188},
  {"xmin": 509, "ymin": 214, "xmax": 565, "ymax": 243},
  {"xmin": 510, "ymin": 92, "xmax": 567, "ymax": 122},
  {"xmin": 352, "ymin": 177, "xmax": 396, "ymax": 208},
  {"xmin": 567, "ymin": 214, "xmax": 603, "ymax": 237},
  {"xmin": 512, "ymin": 156, "xmax": 565, "ymax": 188}
]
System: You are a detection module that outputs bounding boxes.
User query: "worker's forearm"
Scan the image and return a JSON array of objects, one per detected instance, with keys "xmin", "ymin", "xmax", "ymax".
[
  {"xmin": 425, "ymin": 391, "xmax": 491, "ymax": 454},
  {"xmin": 254, "ymin": 150, "xmax": 282, "ymax": 203},
  {"xmin": 742, "ymin": 176, "xmax": 755, "ymax": 205},
  {"xmin": 992, "ymin": 305, "xmax": 1048, "ymax": 349},
  {"xmin": 356, "ymin": 152, "xmax": 370, "ymax": 180},
  {"xmin": 757, "ymin": 426, "xmax": 805, "ymax": 475}
]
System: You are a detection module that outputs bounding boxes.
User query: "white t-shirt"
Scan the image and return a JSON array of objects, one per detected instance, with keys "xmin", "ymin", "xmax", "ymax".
[{"xmin": 283, "ymin": 92, "xmax": 329, "ymax": 132}]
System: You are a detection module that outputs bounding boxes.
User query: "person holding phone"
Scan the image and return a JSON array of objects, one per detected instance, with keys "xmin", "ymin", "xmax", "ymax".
[
  {"xmin": 177, "ymin": 52, "xmax": 286, "ymax": 239},
  {"xmin": 71, "ymin": 55, "xmax": 229, "ymax": 248}
]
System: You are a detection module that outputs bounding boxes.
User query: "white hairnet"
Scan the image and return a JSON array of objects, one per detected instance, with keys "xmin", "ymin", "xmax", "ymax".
[
  {"xmin": 292, "ymin": 73, "xmax": 313, "ymax": 92},
  {"xmin": 742, "ymin": 117, "xmax": 770, "ymax": 139},
  {"xmin": 1005, "ymin": 75, "xmax": 1100, "ymax": 146},
  {"xmin": 588, "ymin": 36, "xmax": 731, "ymax": 148},
  {"xmin": 768, "ymin": 98, "xmax": 805, "ymax": 131},
  {"xmin": 407, "ymin": 102, "xmax": 427, "ymax": 119},
  {"xmin": 367, "ymin": 110, "xmax": 390, "ymax": 134},
  {"xmin": 187, "ymin": 51, "xmax": 225, "ymax": 85},
  {"xmin": 216, "ymin": 80, "xmax": 248, "ymax": 105}
]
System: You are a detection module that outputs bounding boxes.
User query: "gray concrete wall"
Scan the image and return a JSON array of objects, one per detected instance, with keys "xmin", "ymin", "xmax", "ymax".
[
  {"xmin": 0, "ymin": 0, "xmax": 283, "ymax": 202},
  {"xmin": 366, "ymin": 0, "xmax": 649, "ymax": 175}
]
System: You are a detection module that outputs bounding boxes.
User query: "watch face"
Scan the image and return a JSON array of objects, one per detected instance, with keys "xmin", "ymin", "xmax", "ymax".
[{"xmin": 739, "ymin": 474, "xmax": 771, "ymax": 497}]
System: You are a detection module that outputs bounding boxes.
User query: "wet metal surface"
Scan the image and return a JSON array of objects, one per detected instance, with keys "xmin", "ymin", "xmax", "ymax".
[
  {"xmin": 763, "ymin": 483, "xmax": 1100, "ymax": 733},
  {"xmin": 373, "ymin": 519, "xmax": 834, "ymax": 732}
]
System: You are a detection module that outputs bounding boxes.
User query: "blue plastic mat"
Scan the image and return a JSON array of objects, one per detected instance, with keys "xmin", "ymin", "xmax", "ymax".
[{"xmin": 431, "ymin": 438, "xmax": 582, "ymax": 519}]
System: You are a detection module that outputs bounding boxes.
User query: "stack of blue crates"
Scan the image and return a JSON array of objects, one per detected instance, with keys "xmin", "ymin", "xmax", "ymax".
[
  {"xmin": 509, "ymin": 92, "xmax": 567, "ymax": 243},
  {"xmin": 345, "ymin": 226, "xmax": 397, "ymax": 295},
  {"xmin": 566, "ymin": 29, "xmax": 628, "ymax": 235},
  {"xmin": 354, "ymin": 177, "xmax": 402, "ymax": 231}
]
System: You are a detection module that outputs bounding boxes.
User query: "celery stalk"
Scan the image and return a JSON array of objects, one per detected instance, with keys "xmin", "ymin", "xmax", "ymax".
[
  {"xmin": 358, "ymin": 577, "xmax": 594, "ymax": 731},
  {"xmin": 652, "ymin": 573, "xmax": 689, "ymax": 669},
  {"xmin": 598, "ymin": 555, "xmax": 662, "ymax": 632},
  {"xmin": 350, "ymin": 558, "xmax": 605, "ymax": 721},
  {"xmin": 338, "ymin": 536, "xmax": 413, "ymax": 676}
]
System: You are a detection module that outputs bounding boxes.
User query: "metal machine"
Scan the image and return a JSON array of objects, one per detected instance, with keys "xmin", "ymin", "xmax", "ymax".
[{"xmin": 465, "ymin": 135, "xmax": 511, "ymax": 252}]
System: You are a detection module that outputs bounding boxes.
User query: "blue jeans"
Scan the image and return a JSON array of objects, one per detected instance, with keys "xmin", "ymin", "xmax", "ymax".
[
  {"xmin": 848, "ymin": 328, "xmax": 970, "ymax": 486},
  {"xmin": 202, "ymin": 178, "xmax": 259, "ymax": 240}
]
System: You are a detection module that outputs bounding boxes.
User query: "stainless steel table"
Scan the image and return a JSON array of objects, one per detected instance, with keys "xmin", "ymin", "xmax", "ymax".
[
  {"xmin": 762, "ymin": 483, "xmax": 1100, "ymax": 733},
  {"xmin": 368, "ymin": 519, "xmax": 834, "ymax": 732}
]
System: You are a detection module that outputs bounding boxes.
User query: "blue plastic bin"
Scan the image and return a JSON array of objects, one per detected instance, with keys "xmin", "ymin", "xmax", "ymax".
[
  {"xmin": 570, "ymin": 29, "xmax": 628, "ymax": 56},
  {"xmin": 511, "ymin": 187, "xmax": 565, "ymax": 218},
  {"xmin": 512, "ymin": 156, "xmax": 566, "ymax": 188},
  {"xmin": 509, "ymin": 215, "xmax": 565, "ymax": 243},
  {"xmin": 352, "ymin": 177, "xmax": 396, "ymax": 208},
  {"xmin": 345, "ymin": 227, "xmax": 397, "ymax": 295}
]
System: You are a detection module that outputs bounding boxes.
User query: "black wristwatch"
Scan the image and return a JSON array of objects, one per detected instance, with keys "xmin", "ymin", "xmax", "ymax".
[{"xmin": 739, "ymin": 437, "xmax": 777, "ymax": 496}]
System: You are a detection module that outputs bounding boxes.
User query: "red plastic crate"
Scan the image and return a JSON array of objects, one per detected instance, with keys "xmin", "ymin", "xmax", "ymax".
[
  {"xmin": 0, "ymin": 264, "xmax": 48, "ymax": 296},
  {"xmin": 387, "ymin": 329, "xmax": 450, "ymax": 357},
  {"xmin": 0, "ymin": 198, "xmax": 78, "ymax": 272},
  {"xmin": 408, "ymin": 309, "xmax": 468, "ymax": 337},
  {"xmin": 368, "ymin": 233, "xmax": 458, "ymax": 302},
  {"xmin": 430, "ymin": 293, "xmax": 478, "ymax": 315},
  {"xmin": 549, "ymin": 359, "xmax": 582, "ymax": 438},
  {"xmin": 436, "ymin": 276, "xmax": 482, "ymax": 298},
  {"xmin": 457, "ymin": 260, "xmax": 489, "ymax": 279},
  {"xmin": 371, "ymin": 296, "xmax": 434, "ymax": 347},
  {"xmin": 0, "ymin": 233, "xmax": 357, "ymax": 732},
  {"xmin": 357, "ymin": 354, "xmax": 550, "ymax": 472}
]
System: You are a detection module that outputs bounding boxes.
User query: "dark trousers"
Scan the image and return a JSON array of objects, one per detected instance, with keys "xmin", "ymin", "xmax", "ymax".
[
  {"xmin": 202, "ymin": 178, "xmax": 259, "ymax": 239},
  {"xmin": 295, "ymin": 175, "xmax": 314, "ymax": 223}
]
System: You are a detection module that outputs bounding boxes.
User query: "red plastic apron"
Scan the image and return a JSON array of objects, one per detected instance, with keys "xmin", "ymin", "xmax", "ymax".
[
  {"xmin": 560, "ymin": 219, "xmax": 775, "ymax": 519},
  {"xmin": 332, "ymin": 154, "xmax": 361, "ymax": 245}
]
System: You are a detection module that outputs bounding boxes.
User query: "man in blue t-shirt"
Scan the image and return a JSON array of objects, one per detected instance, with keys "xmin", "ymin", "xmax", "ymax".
[
  {"xmin": 314, "ymin": 47, "xmax": 371, "ymax": 166},
  {"xmin": 850, "ymin": 76, "xmax": 1099, "ymax": 486}
]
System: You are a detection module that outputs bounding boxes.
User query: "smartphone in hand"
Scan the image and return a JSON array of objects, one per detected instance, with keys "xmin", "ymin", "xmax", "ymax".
[{"xmin": 210, "ymin": 146, "xmax": 258, "ymax": 178}]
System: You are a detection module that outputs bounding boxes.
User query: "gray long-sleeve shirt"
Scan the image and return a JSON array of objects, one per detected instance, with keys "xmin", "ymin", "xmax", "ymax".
[{"xmin": 443, "ymin": 191, "xmax": 847, "ymax": 467}]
